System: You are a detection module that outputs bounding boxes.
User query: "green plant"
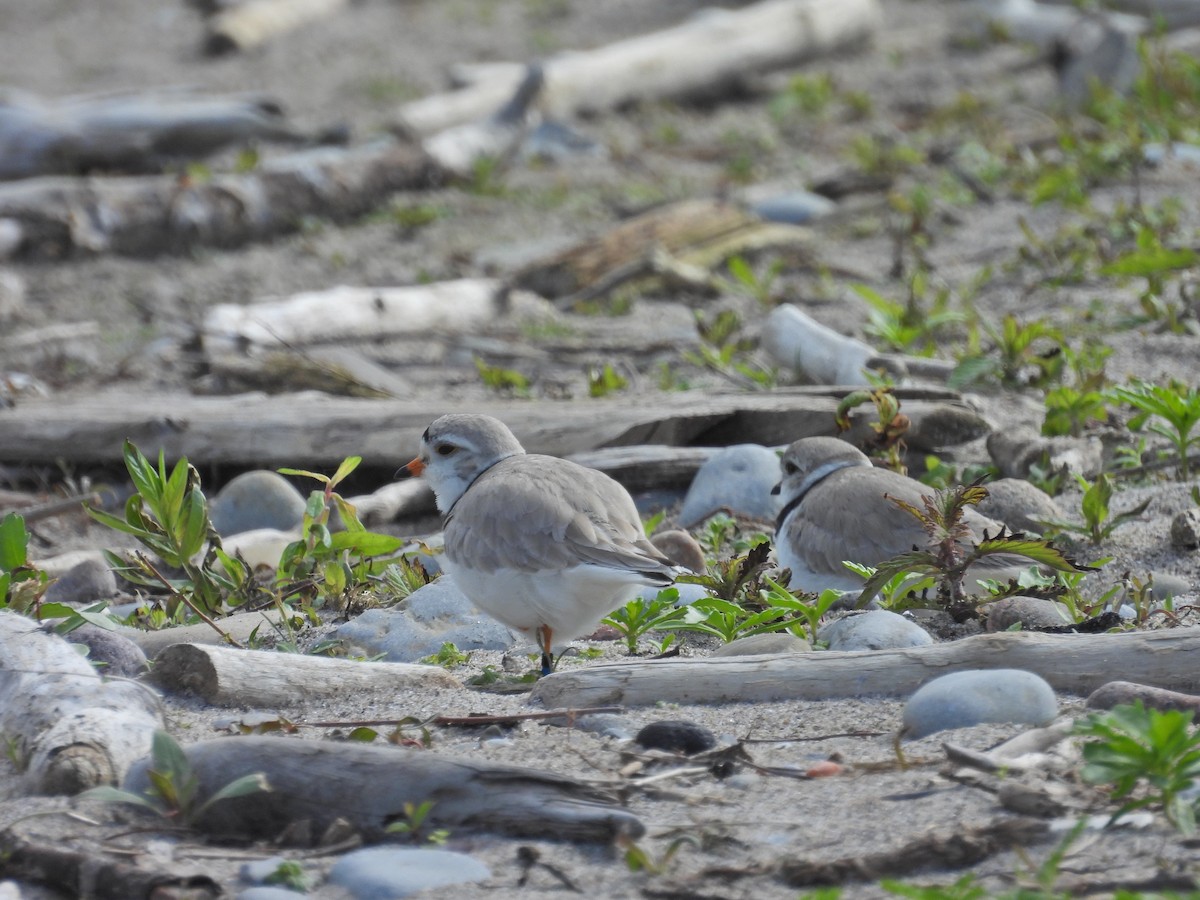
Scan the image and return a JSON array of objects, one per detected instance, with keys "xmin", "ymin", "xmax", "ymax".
[
  {"xmin": 420, "ymin": 641, "xmax": 471, "ymax": 668},
  {"xmin": 855, "ymin": 279, "xmax": 965, "ymax": 358},
  {"xmin": 835, "ymin": 387, "xmax": 910, "ymax": 474},
  {"xmin": 858, "ymin": 482, "xmax": 1094, "ymax": 622},
  {"xmin": 264, "ymin": 860, "xmax": 310, "ymax": 892},
  {"xmin": 380, "ymin": 554, "xmax": 436, "ymax": 602},
  {"xmin": 83, "ymin": 730, "xmax": 268, "ymax": 826},
  {"xmin": 1041, "ymin": 385, "xmax": 1109, "ymax": 437},
  {"xmin": 841, "ymin": 562, "xmax": 936, "ymax": 610},
  {"xmin": 684, "ymin": 310, "xmax": 778, "ymax": 389},
  {"xmin": 1037, "ymin": 474, "xmax": 1152, "ymax": 544},
  {"xmin": 385, "ymin": 800, "xmax": 451, "ymax": 845},
  {"xmin": 1075, "ymin": 702, "xmax": 1200, "ymax": 835},
  {"xmin": 1108, "ymin": 379, "xmax": 1200, "ymax": 478},
  {"xmin": 85, "ymin": 441, "xmax": 260, "ymax": 618},
  {"xmin": 725, "ymin": 254, "xmax": 782, "ymax": 308},
  {"xmin": 618, "ymin": 833, "xmax": 696, "ymax": 875},
  {"xmin": 951, "ymin": 314, "xmax": 1064, "ymax": 389},
  {"xmin": 602, "ymin": 589, "xmax": 688, "ymax": 655},
  {"xmin": 276, "ymin": 457, "xmax": 405, "ymax": 608},
  {"xmin": 0, "ymin": 513, "xmax": 47, "ymax": 614},
  {"xmin": 587, "ymin": 363, "xmax": 628, "ymax": 397},
  {"xmin": 769, "ymin": 72, "xmax": 836, "ymax": 120},
  {"xmin": 474, "ymin": 357, "xmax": 531, "ymax": 396}
]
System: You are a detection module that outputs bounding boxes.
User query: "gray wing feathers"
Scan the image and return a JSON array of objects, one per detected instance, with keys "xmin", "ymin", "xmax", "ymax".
[{"xmin": 445, "ymin": 455, "xmax": 675, "ymax": 579}]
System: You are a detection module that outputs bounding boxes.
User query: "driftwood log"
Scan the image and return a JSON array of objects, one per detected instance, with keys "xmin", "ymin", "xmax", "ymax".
[
  {"xmin": 123, "ymin": 736, "xmax": 644, "ymax": 842},
  {"xmin": 396, "ymin": 0, "xmax": 882, "ymax": 136},
  {"xmin": 0, "ymin": 138, "xmax": 437, "ymax": 260},
  {"xmin": 0, "ymin": 387, "xmax": 975, "ymax": 468},
  {"xmin": 202, "ymin": 279, "xmax": 506, "ymax": 352},
  {"xmin": 152, "ymin": 642, "xmax": 459, "ymax": 706},
  {"xmin": 0, "ymin": 610, "xmax": 163, "ymax": 794},
  {"xmin": 530, "ymin": 629, "xmax": 1200, "ymax": 708}
]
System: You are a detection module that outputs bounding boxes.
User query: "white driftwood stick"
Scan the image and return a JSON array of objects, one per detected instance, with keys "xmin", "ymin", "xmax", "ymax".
[
  {"xmin": 124, "ymin": 735, "xmax": 644, "ymax": 841},
  {"xmin": 0, "ymin": 610, "xmax": 163, "ymax": 794},
  {"xmin": 531, "ymin": 630, "xmax": 1200, "ymax": 708},
  {"xmin": 762, "ymin": 303, "xmax": 900, "ymax": 385},
  {"xmin": 350, "ymin": 480, "xmax": 436, "ymax": 526},
  {"xmin": 206, "ymin": 0, "xmax": 353, "ymax": 54},
  {"xmin": 397, "ymin": 0, "xmax": 882, "ymax": 136},
  {"xmin": 202, "ymin": 279, "xmax": 505, "ymax": 351},
  {"xmin": 152, "ymin": 642, "xmax": 459, "ymax": 705}
]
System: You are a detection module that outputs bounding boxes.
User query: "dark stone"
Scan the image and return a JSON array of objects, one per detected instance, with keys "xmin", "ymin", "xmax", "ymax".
[{"xmin": 635, "ymin": 719, "xmax": 716, "ymax": 755}]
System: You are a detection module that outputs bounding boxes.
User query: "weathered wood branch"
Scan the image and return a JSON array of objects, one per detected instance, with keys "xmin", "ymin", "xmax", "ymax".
[
  {"xmin": 0, "ymin": 387, "xmax": 974, "ymax": 468},
  {"xmin": 0, "ymin": 139, "xmax": 437, "ymax": 259},
  {"xmin": 205, "ymin": 0, "xmax": 353, "ymax": 54},
  {"xmin": 530, "ymin": 630, "xmax": 1200, "ymax": 708},
  {"xmin": 396, "ymin": 0, "xmax": 882, "ymax": 136},
  {"xmin": 122, "ymin": 736, "xmax": 644, "ymax": 842},
  {"xmin": 0, "ymin": 610, "xmax": 164, "ymax": 794},
  {"xmin": 152, "ymin": 642, "xmax": 459, "ymax": 706}
]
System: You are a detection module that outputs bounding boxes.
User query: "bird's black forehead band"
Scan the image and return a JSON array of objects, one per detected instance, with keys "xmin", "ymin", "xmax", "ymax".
[{"xmin": 422, "ymin": 426, "xmax": 430, "ymax": 442}]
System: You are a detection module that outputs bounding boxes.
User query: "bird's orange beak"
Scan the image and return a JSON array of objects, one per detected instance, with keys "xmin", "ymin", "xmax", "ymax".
[{"xmin": 396, "ymin": 457, "xmax": 425, "ymax": 479}]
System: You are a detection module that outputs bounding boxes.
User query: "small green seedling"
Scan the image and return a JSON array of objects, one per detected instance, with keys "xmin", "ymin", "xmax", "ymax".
[
  {"xmin": 1108, "ymin": 379, "xmax": 1200, "ymax": 478},
  {"xmin": 0, "ymin": 513, "xmax": 47, "ymax": 614},
  {"xmin": 474, "ymin": 357, "xmax": 531, "ymax": 396},
  {"xmin": 1037, "ymin": 473, "xmax": 1151, "ymax": 544},
  {"xmin": 83, "ymin": 730, "xmax": 269, "ymax": 826},
  {"xmin": 420, "ymin": 641, "xmax": 471, "ymax": 668},
  {"xmin": 386, "ymin": 800, "xmax": 450, "ymax": 845},
  {"xmin": 603, "ymin": 589, "xmax": 690, "ymax": 655},
  {"xmin": 587, "ymin": 363, "xmax": 629, "ymax": 397},
  {"xmin": 1075, "ymin": 702, "xmax": 1200, "ymax": 835}
]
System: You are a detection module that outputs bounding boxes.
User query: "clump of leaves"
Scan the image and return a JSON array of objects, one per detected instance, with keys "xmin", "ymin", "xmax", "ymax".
[
  {"xmin": 587, "ymin": 363, "xmax": 628, "ymax": 398},
  {"xmin": 835, "ymin": 386, "xmax": 910, "ymax": 474},
  {"xmin": 1108, "ymin": 378, "xmax": 1200, "ymax": 478},
  {"xmin": 385, "ymin": 799, "xmax": 451, "ymax": 845},
  {"xmin": 1037, "ymin": 473, "xmax": 1152, "ymax": 545},
  {"xmin": 1041, "ymin": 385, "xmax": 1109, "ymax": 437},
  {"xmin": 380, "ymin": 553, "xmax": 436, "ymax": 602},
  {"xmin": 857, "ymin": 481, "xmax": 1095, "ymax": 622},
  {"xmin": 420, "ymin": 641, "xmax": 471, "ymax": 668},
  {"xmin": 855, "ymin": 277, "xmax": 965, "ymax": 358},
  {"xmin": 725, "ymin": 254, "xmax": 782, "ymax": 308},
  {"xmin": 951, "ymin": 314, "xmax": 1064, "ymax": 389},
  {"xmin": 83, "ymin": 730, "xmax": 268, "ymax": 826},
  {"xmin": 1075, "ymin": 702, "xmax": 1200, "ymax": 835},
  {"xmin": 0, "ymin": 513, "xmax": 47, "ymax": 614},
  {"xmin": 684, "ymin": 309, "xmax": 778, "ymax": 389},
  {"xmin": 85, "ymin": 441, "xmax": 262, "ymax": 618},
  {"xmin": 276, "ymin": 457, "xmax": 405, "ymax": 608},
  {"xmin": 475, "ymin": 357, "xmax": 531, "ymax": 397},
  {"xmin": 842, "ymin": 562, "xmax": 936, "ymax": 611}
]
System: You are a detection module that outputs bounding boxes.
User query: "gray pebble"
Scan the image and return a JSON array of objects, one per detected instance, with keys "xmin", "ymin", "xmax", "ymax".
[
  {"xmin": 750, "ymin": 190, "xmax": 836, "ymax": 225},
  {"xmin": 651, "ymin": 529, "xmax": 706, "ymax": 573},
  {"xmin": 635, "ymin": 720, "xmax": 716, "ymax": 755},
  {"xmin": 66, "ymin": 624, "xmax": 148, "ymax": 677},
  {"xmin": 1086, "ymin": 680, "xmax": 1200, "ymax": 714},
  {"xmin": 333, "ymin": 576, "xmax": 517, "ymax": 662},
  {"xmin": 678, "ymin": 444, "xmax": 781, "ymax": 529},
  {"xmin": 712, "ymin": 632, "xmax": 810, "ymax": 657},
  {"xmin": 328, "ymin": 847, "xmax": 490, "ymax": 898},
  {"xmin": 1170, "ymin": 508, "xmax": 1200, "ymax": 550},
  {"xmin": 42, "ymin": 557, "xmax": 117, "ymax": 606},
  {"xmin": 901, "ymin": 669, "xmax": 1058, "ymax": 740},
  {"xmin": 238, "ymin": 889, "xmax": 307, "ymax": 900},
  {"xmin": 210, "ymin": 470, "xmax": 307, "ymax": 537},
  {"xmin": 984, "ymin": 596, "xmax": 1072, "ymax": 632},
  {"xmin": 976, "ymin": 478, "xmax": 1064, "ymax": 535},
  {"xmin": 818, "ymin": 610, "xmax": 932, "ymax": 651}
]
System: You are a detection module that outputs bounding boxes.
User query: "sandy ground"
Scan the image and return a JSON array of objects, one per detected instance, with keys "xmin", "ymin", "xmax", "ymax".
[{"xmin": 4, "ymin": 0, "xmax": 1200, "ymax": 896}]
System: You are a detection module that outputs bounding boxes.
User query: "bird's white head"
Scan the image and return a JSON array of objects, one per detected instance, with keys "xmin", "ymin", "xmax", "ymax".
[
  {"xmin": 397, "ymin": 414, "xmax": 525, "ymax": 514},
  {"xmin": 772, "ymin": 436, "xmax": 872, "ymax": 508}
]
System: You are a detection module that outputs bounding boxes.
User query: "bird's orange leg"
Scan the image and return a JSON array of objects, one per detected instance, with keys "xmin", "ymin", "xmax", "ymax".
[{"xmin": 538, "ymin": 625, "xmax": 554, "ymax": 677}]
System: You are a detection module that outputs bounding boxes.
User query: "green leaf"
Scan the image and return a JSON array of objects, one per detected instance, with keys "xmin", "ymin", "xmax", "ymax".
[
  {"xmin": 973, "ymin": 537, "xmax": 1095, "ymax": 573},
  {"xmin": 202, "ymin": 772, "xmax": 270, "ymax": 805},
  {"xmin": 0, "ymin": 513, "xmax": 28, "ymax": 573},
  {"xmin": 330, "ymin": 456, "xmax": 362, "ymax": 488},
  {"xmin": 328, "ymin": 531, "xmax": 404, "ymax": 556},
  {"xmin": 80, "ymin": 785, "xmax": 165, "ymax": 814}
]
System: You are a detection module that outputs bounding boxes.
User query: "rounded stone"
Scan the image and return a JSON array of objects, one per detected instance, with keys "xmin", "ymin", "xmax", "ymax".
[
  {"xmin": 42, "ymin": 556, "xmax": 118, "ymax": 606},
  {"xmin": 1170, "ymin": 508, "xmax": 1200, "ymax": 550},
  {"xmin": 976, "ymin": 478, "xmax": 1064, "ymax": 535},
  {"xmin": 678, "ymin": 444, "xmax": 781, "ymax": 529},
  {"xmin": 635, "ymin": 719, "xmax": 717, "ymax": 755},
  {"xmin": 984, "ymin": 596, "xmax": 1072, "ymax": 632},
  {"xmin": 333, "ymin": 576, "xmax": 518, "ymax": 662},
  {"xmin": 66, "ymin": 624, "xmax": 148, "ymax": 677},
  {"xmin": 712, "ymin": 632, "xmax": 811, "ymax": 657},
  {"xmin": 818, "ymin": 610, "xmax": 932, "ymax": 651},
  {"xmin": 651, "ymin": 529, "xmax": 707, "ymax": 573},
  {"xmin": 901, "ymin": 669, "xmax": 1058, "ymax": 740},
  {"xmin": 210, "ymin": 470, "xmax": 307, "ymax": 537},
  {"xmin": 750, "ymin": 190, "xmax": 836, "ymax": 225},
  {"xmin": 328, "ymin": 847, "xmax": 490, "ymax": 899}
]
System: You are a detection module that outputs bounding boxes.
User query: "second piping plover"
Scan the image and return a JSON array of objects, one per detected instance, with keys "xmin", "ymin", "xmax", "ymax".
[
  {"xmin": 398, "ymin": 414, "xmax": 679, "ymax": 674},
  {"xmin": 773, "ymin": 436, "xmax": 1022, "ymax": 594}
]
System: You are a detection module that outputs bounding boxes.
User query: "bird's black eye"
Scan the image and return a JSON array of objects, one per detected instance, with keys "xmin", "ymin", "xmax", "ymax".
[
  {"xmin": 784, "ymin": 461, "xmax": 798, "ymax": 475},
  {"xmin": 436, "ymin": 444, "xmax": 456, "ymax": 457}
]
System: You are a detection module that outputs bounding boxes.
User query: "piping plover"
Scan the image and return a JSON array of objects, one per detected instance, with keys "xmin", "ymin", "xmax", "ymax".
[
  {"xmin": 773, "ymin": 437, "xmax": 1020, "ymax": 594},
  {"xmin": 398, "ymin": 414, "xmax": 678, "ymax": 674}
]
